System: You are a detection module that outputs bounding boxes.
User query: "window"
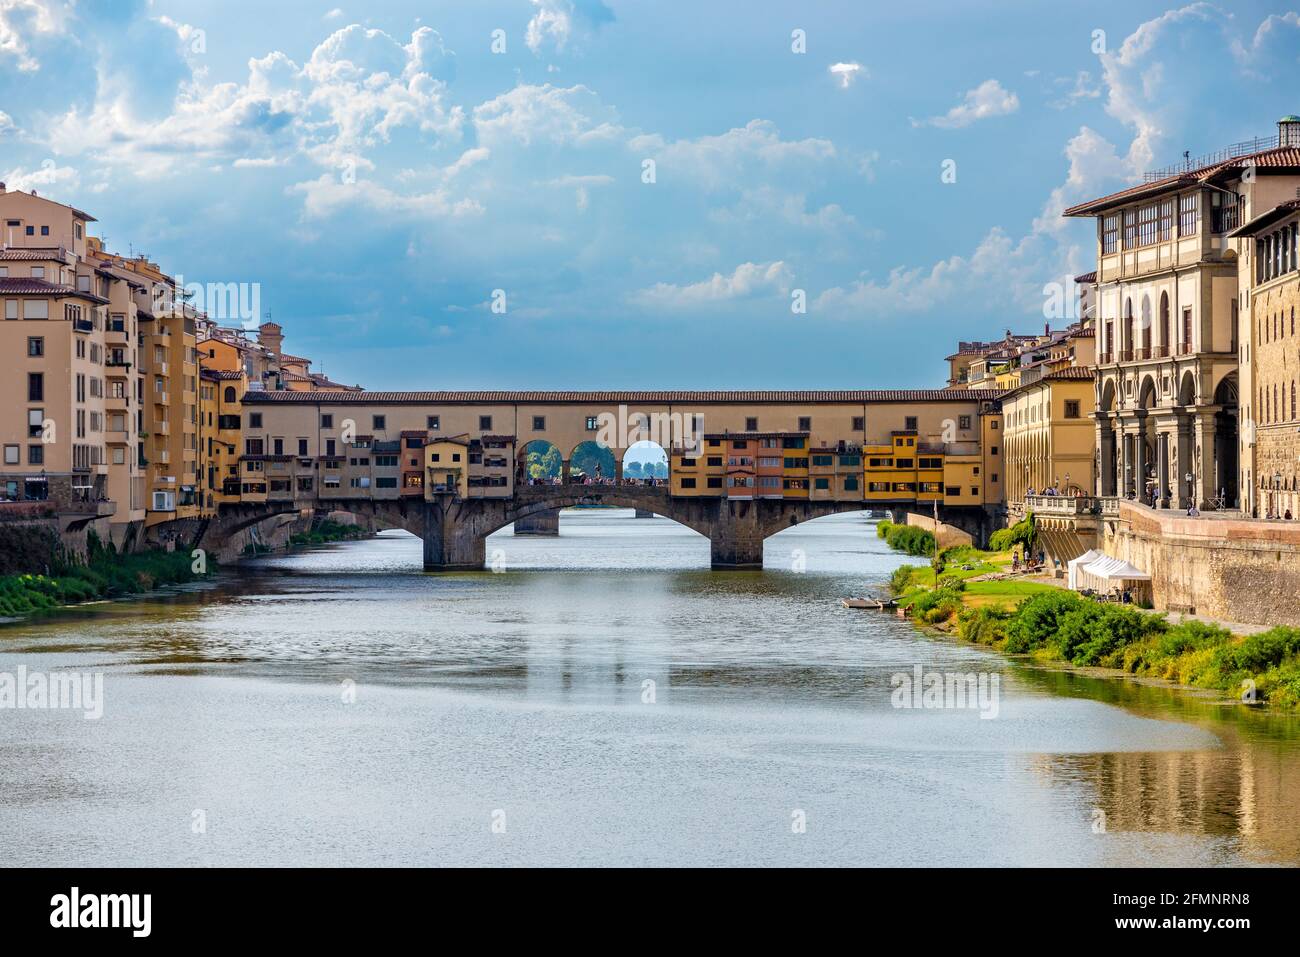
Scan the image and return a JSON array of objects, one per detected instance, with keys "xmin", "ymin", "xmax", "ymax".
[
  {"xmin": 24, "ymin": 225, "xmax": 33, "ymax": 236},
  {"xmin": 23, "ymin": 299, "xmax": 48, "ymax": 319},
  {"xmin": 1101, "ymin": 213, "xmax": 1120, "ymax": 254},
  {"xmin": 321, "ymin": 414, "xmax": 333, "ymax": 428},
  {"xmin": 40, "ymin": 225, "xmax": 49, "ymax": 236},
  {"xmin": 958, "ymin": 415, "xmax": 971, "ymax": 430},
  {"xmin": 532, "ymin": 416, "xmax": 545, "ymax": 431},
  {"xmin": 1179, "ymin": 192, "xmax": 1198, "ymax": 236},
  {"xmin": 376, "ymin": 477, "xmax": 398, "ymax": 489},
  {"xmin": 4, "ymin": 300, "xmax": 15, "ymax": 320},
  {"xmin": 798, "ymin": 416, "xmax": 811, "ymax": 431},
  {"xmin": 249, "ymin": 413, "xmax": 263, "ymax": 428},
  {"xmin": 1064, "ymin": 400, "xmax": 1081, "ymax": 419},
  {"xmin": 707, "ymin": 476, "xmax": 723, "ymax": 489},
  {"xmin": 1157, "ymin": 198, "xmax": 1174, "ymax": 241},
  {"xmin": 990, "ymin": 446, "xmax": 998, "ymax": 456},
  {"xmin": 27, "ymin": 336, "xmax": 43, "ymax": 357},
  {"xmin": 3, "ymin": 445, "xmax": 17, "ymax": 465},
  {"xmin": 273, "ymin": 438, "xmax": 284, "ymax": 456},
  {"xmin": 373, "ymin": 415, "xmax": 386, "ymax": 430},
  {"xmin": 428, "ymin": 415, "xmax": 441, "ymax": 430},
  {"xmin": 852, "ymin": 416, "xmax": 864, "ymax": 431},
  {"xmin": 904, "ymin": 416, "xmax": 918, "ymax": 431},
  {"xmin": 28, "ymin": 445, "xmax": 43, "ymax": 465},
  {"xmin": 27, "ymin": 372, "xmax": 43, "ymax": 401},
  {"xmin": 990, "ymin": 473, "xmax": 998, "ymax": 483},
  {"xmin": 746, "ymin": 417, "xmax": 758, "ymax": 431},
  {"xmin": 478, "ymin": 415, "xmax": 492, "ymax": 431},
  {"xmin": 814, "ymin": 478, "xmax": 830, "ymax": 490},
  {"xmin": 680, "ymin": 477, "xmax": 697, "ymax": 489},
  {"xmin": 844, "ymin": 476, "xmax": 859, "ymax": 491},
  {"xmin": 298, "ymin": 439, "xmax": 308, "ymax": 456},
  {"xmin": 585, "ymin": 416, "xmax": 599, "ymax": 430},
  {"xmin": 245, "ymin": 439, "xmax": 264, "ymax": 455}
]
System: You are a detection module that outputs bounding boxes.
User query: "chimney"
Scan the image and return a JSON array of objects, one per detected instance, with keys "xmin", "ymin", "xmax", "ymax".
[{"xmin": 1279, "ymin": 115, "xmax": 1300, "ymax": 148}]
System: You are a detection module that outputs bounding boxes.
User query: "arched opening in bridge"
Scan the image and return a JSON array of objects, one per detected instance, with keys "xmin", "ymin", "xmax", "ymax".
[
  {"xmin": 570, "ymin": 440, "xmax": 616, "ymax": 486},
  {"xmin": 622, "ymin": 440, "xmax": 668, "ymax": 488},
  {"xmin": 518, "ymin": 439, "xmax": 562, "ymax": 487}
]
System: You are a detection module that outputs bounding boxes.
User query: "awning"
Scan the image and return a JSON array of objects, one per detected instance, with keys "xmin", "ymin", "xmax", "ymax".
[
  {"xmin": 1067, "ymin": 549, "xmax": 1103, "ymax": 590},
  {"xmin": 1081, "ymin": 555, "xmax": 1151, "ymax": 583}
]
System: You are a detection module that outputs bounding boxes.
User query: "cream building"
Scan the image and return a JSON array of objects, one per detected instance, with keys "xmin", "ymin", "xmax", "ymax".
[
  {"xmin": 1065, "ymin": 117, "xmax": 1300, "ymax": 509},
  {"xmin": 1229, "ymin": 197, "xmax": 1300, "ymax": 518},
  {"xmin": 1001, "ymin": 367, "xmax": 1097, "ymax": 511}
]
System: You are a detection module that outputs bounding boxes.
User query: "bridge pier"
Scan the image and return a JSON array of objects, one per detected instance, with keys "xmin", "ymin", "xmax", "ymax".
[
  {"xmin": 422, "ymin": 499, "xmax": 487, "ymax": 571},
  {"xmin": 709, "ymin": 500, "xmax": 765, "ymax": 570},
  {"xmin": 513, "ymin": 508, "xmax": 560, "ymax": 536}
]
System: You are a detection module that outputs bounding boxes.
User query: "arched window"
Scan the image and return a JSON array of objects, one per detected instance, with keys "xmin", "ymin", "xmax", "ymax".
[
  {"xmin": 1140, "ymin": 295, "xmax": 1152, "ymax": 352},
  {"xmin": 1123, "ymin": 298, "xmax": 1134, "ymax": 355},
  {"xmin": 1292, "ymin": 380, "xmax": 1297, "ymax": 421},
  {"xmin": 223, "ymin": 386, "xmax": 236, "ymax": 403}
]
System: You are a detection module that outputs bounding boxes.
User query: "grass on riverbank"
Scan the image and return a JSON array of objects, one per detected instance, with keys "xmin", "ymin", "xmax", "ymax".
[
  {"xmin": 886, "ymin": 559, "xmax": 1300, "ymax": 710},
  {"xmin": 0, "ymin": 534, "xmax": 206, "ymax": 619}
]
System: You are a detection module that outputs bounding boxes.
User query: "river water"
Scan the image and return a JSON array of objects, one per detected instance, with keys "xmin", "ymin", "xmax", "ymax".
[{"xmin": 1, "ymin": 509, "xmax": 1297, "ymax": 867}]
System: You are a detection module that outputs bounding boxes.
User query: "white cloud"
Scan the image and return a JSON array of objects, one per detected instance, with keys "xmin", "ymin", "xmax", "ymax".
[
  {"xmin": 1, "ymin": 160, "xmax": 78, "ymax": 193},
  {"xmin": 289, "ymin": 172, "xmax": 483, "ymax": 220},
  {"xmin": 828, "ymin": 62, "xmax": 865, "ymax": 89},
  {"xmin": 525, "ymin": 0, "xmax": 614, "ymax": 54},
  {"xmin": 915, "ymin": 79, "xmax": 1019, "ymax": 129},
  {"xmin": 44, "ymin": 24, "xmax": 463, "ymax": 176},
  {"xmin": 630, "ymin": 261, "xmax": 792, "ymax": 310},
  {"xmin": 0, "ymin": 110, "xmax": 15, "ymax": 136},
  {"xmin": 473, "ymin": 83, "xmax": 622, "ymax": 148},
  {"xmin": 324, "ymin": 7, "xmax": 344, "ymax": 20},
  {"xmin": 1048, "ymin": 70, "xmax": 1101, "ymax": 110},
  {"xmin": 630, "ymin": 119, "xmax": 836, "ymax": 190},
  {"xmin": 0, "ymin": 0, "xmax": 71, "ymax": 72}
]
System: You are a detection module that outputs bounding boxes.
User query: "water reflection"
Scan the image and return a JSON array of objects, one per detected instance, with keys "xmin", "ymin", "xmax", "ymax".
[{"xmin": 0, "ymin": 510, "xmax": 1297, "ymax": 866}]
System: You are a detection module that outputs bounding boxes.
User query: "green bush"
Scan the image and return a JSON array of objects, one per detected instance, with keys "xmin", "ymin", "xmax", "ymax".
[
  {"xmin": 989, "ymin": 514, "xmax": 1036, "ymax": 553},
  {"xmin": 1002, "ymin": 590, "xmax": 1085, "ymax": 653},
  {"xmin": 1206, "ymin": 626, "xmax": 1300, "ymax": 684},
  {"xmin": 958, "ymin": 607, "xmax": 1011, "ymax": 646},
  {"xmin": 889, "ymin": 565, "xmax": 917, "ymax": 594},
  {"xmin": 882, "ymin": 523, "xmax": 936, "ymax": 557}
]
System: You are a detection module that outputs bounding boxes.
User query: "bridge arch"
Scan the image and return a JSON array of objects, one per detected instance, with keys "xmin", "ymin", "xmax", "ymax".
[
  {"xmin": 569, "ymin": 440, "xmax": 616, "ymax": 483},
  {"xmin": 518, "ymin": 439, "xmax": 563, "ymax": 486}
]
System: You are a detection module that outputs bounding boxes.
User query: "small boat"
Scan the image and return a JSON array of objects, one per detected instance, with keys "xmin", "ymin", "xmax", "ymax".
[{"xmin": 842, "ymin": 597, "xmax": 898, "ymax": 610}]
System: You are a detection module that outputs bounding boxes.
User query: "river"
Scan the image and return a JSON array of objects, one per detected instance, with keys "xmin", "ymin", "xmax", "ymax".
[{"xmin": 1, "ymin": 509, "xmax": 1297, "ymax": 867}]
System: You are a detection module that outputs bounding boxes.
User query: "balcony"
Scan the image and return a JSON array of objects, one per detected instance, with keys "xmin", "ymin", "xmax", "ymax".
[
  {"xmin": 1119, "ymin": 350, "xmax": 1134, "ymax": 362},
  {"xmin": 1098, "ymin": 352, "xmax": 1112, "ymax": 365},
  {"xmin": 1134, "ymin": 347, "xmax": 1150, "ymax": 360},
  {"xmin": 106, "ymin": 356, "xmax": 132, "ymax": 370},
  {"xmin": 73, "ymin": 318, "xmax": 94, "ymax": 333},
  {"xmin": 1176, "ymin": 342, "xmax": 1193, "ymax": 356}
]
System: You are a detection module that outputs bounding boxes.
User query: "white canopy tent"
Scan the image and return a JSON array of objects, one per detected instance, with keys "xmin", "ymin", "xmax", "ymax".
[
  {"xmin": 1066, "ymin": 549, "xmax": 1103, "ymax": 590},
  {"xmin": 1075, "ymin": 554, "xmax": 1152, "ymax": 600}
]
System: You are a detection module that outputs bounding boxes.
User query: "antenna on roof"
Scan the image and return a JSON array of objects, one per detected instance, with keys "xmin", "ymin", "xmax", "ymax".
[{"xmin": 1183, "ymin": 150, "xmax": 1190, "ymax": 169}]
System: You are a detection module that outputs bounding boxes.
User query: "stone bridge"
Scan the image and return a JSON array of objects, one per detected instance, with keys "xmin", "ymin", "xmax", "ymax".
[{"xmin": 203, "ymin": 485, "xmax": 998, "ymax": 571}]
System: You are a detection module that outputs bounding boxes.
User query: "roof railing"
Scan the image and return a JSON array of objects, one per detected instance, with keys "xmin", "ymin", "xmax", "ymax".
[{"xmin": 1142, "ymin": 134, "xmax": 1281, "ymax": 182}]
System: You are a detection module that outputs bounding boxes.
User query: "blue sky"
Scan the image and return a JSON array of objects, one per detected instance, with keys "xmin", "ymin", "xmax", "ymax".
[{"xmin": 3, "ymin": 0, "xmax": 1300, "ymax": 389}]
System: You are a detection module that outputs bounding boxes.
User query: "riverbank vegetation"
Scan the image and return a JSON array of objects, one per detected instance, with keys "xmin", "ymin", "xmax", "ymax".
[
  {"xmin": 886, "ymin": 552, "xmax": 1300, "ymax": 709},
  {"xmin": 0, "ymin": 534, "xmax": 206, "ymax": 618},
  {"xmin": 288, "ymin": 519, "xmax": 370, "ymax": 548}
]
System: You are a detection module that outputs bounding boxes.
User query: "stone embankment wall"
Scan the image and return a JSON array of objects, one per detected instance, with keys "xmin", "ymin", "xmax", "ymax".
[
  {"xmin": 903, "ymin": 512, "xmax": 974, "ymax": 549},
  {"xmin": 1104, "ymin": 502, "xmax": 1300, "ymax": 625}
]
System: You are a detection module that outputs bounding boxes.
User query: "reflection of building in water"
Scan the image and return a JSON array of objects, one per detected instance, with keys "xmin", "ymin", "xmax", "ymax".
[{"xmin": 1033, "ymin": 745, "xmax": 1300, "ymax": 865}]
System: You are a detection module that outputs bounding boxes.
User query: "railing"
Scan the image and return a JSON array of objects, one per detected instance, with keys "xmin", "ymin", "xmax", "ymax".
[
  {"xmin": 1143, "ymin": 134, "xmax": 1279, "ymax": 181},
  {"xmin": 1153, "ymin": 345, "xmax": 1169, "ymax": 358},
  {"xmin": 1025, "ymin": 494, "xmax": 1121, "ymax": 517},
  {"xmin": 1176, "ymin": 342, "xmax": 1193, "ymax": 355},
  {"xmin": 1098, "ymin": 352, "xmax": 1112, "ymax": 365},
  {"xmin": 1119, "ymin": 349, "xmax": 1133, "ymax": 362},
  {"xmin": 1134, "ymin": 346, "xmax": 1151, "ymax": 360}
]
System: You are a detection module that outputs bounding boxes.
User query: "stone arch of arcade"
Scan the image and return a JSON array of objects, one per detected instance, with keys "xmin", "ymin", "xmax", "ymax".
[{"xmin": 205, "ymin": 488, "xmax": 997, "ymax": 572}]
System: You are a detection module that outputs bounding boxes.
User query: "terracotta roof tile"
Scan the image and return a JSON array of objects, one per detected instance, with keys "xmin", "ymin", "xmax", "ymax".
[{"xmin": 1064, "ymin": 145, "xmax": 1300, "ymax": 216}]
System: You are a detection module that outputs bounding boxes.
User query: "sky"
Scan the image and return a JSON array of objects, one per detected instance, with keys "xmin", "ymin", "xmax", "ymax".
[{"xmin": 3, "ymin": 0, "xmax": 1300, "ymax": 390}]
